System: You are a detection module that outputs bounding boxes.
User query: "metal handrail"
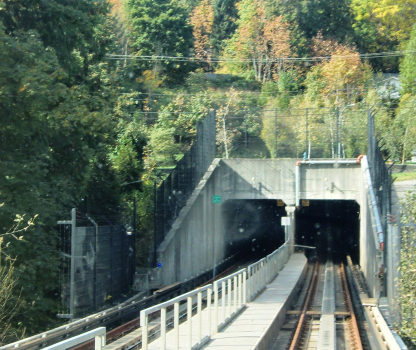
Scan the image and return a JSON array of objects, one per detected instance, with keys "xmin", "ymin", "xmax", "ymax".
[
  {"xmin": 140, "ymin": 285, "xmax": 212, "ymax": 350},
  {"xmin": 213, "ymin": 268, "xmax": 246, "ymax": 333},
  {"xmin": 42, "ymin": 327, "xmax": 106, "ymax": 350}
]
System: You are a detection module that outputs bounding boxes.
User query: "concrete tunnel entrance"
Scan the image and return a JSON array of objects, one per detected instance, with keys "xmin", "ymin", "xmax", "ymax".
[
  {"xmin": 295, "ymin": 200, "xmax": 360, "ymax": 263},
  {"xmin": 222, "ymin": 200, "xmax": 287, "ymax": 260}
]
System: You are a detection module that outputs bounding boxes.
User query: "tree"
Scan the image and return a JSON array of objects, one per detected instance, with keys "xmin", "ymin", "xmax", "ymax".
[
  {"xmin": 221, "ymin": 0, "xmax": 292, "ymax": 82},
  {"xmin": 303, "ymin": 41, "xmax": 372, "ymax": 107},
  {"xmin": 260, "ymin": 111, "xmax": 298, "ymax": 158},
  {"xmin": 126, "ymin": 0, "xmax": 194, "ymax": 85},
  {"xmin": 147, "ymin": 127, "xmax": 183, "ymax": 167},
  {"xmin": 351, "ymin": 0, "xmax": 416, "ymax": 71},
  {"xmin": 391, "ymin": 94, "xmax": 416, "ymax": 163},
  {"xmin": 211, "ymin": 0, "xmax": 238, "ymax": 55},
  {"xmin": 0, "ymin": 212, "xmax": 36, "ymax": 345},
  {"xmin": 191, "ymin": 0, "xmax": 214, "ymax": 70},
  {"xmin": 0, "ymin": 0, "xmax": 113, "ymax": 82},
  {"xmin": 398, "ymin": 191, "xmax": 416, "ymax": 345},
  {"xmin": 269, "ymin": 0, "xmax": 354, "ymax": 44},
  {"xmin": 293, "ymin": 43, "xmax": 371, "ymax": 158},
  {"xmin": 0, "ymin": 17, "xmax": 120, "ymax": 333},
  {"xmin": 400, "ymin": 24, "xmax": 416, "ymax": 95}
]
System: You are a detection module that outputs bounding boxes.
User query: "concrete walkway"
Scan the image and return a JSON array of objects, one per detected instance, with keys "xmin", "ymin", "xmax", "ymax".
[
  {"xmin": 202, "ymin": 253, "xmax": 307, "ymax": 350},
  {"xmin": 144, "ymin": 253, "xmax": 307, "ymax": 350}
]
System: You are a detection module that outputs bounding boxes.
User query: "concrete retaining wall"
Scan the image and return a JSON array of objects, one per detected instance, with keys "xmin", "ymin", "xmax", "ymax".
[
  {"xmin": 156, "ymin": 159, "xmax": 226, "ymax": 286},
  {"xmin": 360, "ymin": 158, "xmax": 383, "ymax": 298},
  {"xmin": 156, "ymin": 157, "xmax": 383, "ymax": 297},
  {"xmin": 299, "ymin": 162, "xmax": 362, "ymax": 203}
]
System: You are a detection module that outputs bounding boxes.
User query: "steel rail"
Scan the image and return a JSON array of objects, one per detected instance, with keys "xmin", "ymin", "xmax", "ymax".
[
  {"xmin": 340, "ymin": 262, "xmax": 363, "ymax": 350},
  {"xmin": 68, "ymin": 261, "xmax": 244, "ymax": 350},
  {"xmin": 288, "ymin": 261, "xmax": 319, "ymax": 350}
]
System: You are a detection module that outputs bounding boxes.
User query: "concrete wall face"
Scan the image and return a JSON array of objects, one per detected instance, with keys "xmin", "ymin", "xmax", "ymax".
[
  {"xmin": 157, "ymin": 160, "xmax": 226, "ymax": 286},
  {"xmin": 219, "ymin": 159, "xmax": 297, "ymax": 204},
  {"xmin": 299, "ymin": 163, "xmax": 362, "ymax": 203},
  {"xmin": 359, "ymin": 159, "xmax": 383, "ymax": 299},
  {"xmin": 156, "ymin": 159, "xmax": 300, "ymax": 286}
]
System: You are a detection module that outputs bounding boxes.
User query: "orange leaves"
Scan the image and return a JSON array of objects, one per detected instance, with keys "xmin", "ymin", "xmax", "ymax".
[
  {"xmin": 230, "ymin": 0, "xmax": 292, "ymax": 81},
  {"xmin": 320, "ymin": 47, "xmax": 370, "ymax": 105},
  {"xmin": 191, "ymin": 0, "xmax": 214, "ymax": 66},
  {"xmin": 306, "ymin": 33, "xmax": 371, "ymax": 106}
]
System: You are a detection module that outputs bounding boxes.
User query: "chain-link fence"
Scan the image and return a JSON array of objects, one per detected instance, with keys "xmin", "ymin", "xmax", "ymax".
[
  {"xmin": 153, "ymin": 111, "xmax": 216, "ymax": 264},
  {"xmin": 59, "ymin": 210, "xmax": 135, "ymax": 318},
  {"xmin": 367, "ymin": 108, "xmax": 393, "ymax": 297},
  {"xmin": 367, "ymin": 108, "xmax": 392, "ymax": 234},
  {"xmin": 215, "ymin": 106, "xmax": 367, "ymax": 159}
]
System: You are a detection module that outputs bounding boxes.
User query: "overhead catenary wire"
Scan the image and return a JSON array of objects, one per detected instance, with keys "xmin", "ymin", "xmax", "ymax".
[{"xmin": 106, "ymin": 49, "xmax": 416, "ymax": 63}]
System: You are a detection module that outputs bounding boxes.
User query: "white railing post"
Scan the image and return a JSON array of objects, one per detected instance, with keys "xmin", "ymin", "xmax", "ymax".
[
  {"xmin": 233, "ymin": 275, "xmax": 238, "ymax": 313},
  {"xmin": 95, "ymin": 332, "xmax": 106, "ymax": 350},
  {"xmin": 197, "ymin": 291, "xmax": 202, "ymax": 343},
  {"xmin": 247, "ymin": 266, "xmax": 251, "ymax": 301},
  {"xmin": 161, "ymin": 307, "xmax": 166, "ymax": 350},
  {"xmin": 207, "ymin": 287, "xmax": 212, "ymax": 335},
  {"xmin": 256, "ymin": 263, "xmax": 259, "ymax": 293},
  {"xmin": 227, "ymin": 278, "xmax": 232, "ymax": 318},
  {"xmin": 222, "ymin": 280, "xmax": 226, "ymax": 323},
  {"xmin": 187, "ymin": 296, "xmax": 192, "ymax": 350},
  {"xmin": 140, "ymin": 310, "xmax": 148, "ymax": 350},
  {"xmin": 238, "ymin": 273, "xmax": 242, "ymax": 309},
  {"xmin": 243, "ymin": 270, "xmax": 247, "ymax": 305},
  {"xmin": 266, "ymin": 256, "xmax": 270, "ymax": 283},
  {"xmin": 174, "ymin": 302, "xmax": 179, "ymax": 350},
  {"xmin": 214, "ymin": 282, "xmax": 219, "ymax": 333}
]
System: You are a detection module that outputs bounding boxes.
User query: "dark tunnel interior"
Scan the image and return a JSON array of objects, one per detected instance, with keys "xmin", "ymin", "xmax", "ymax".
[
  {"xmin": 222, "ymin": 199, "xmax": 287, "ymax": 260},
  {"xmin": 221, "ymin": 199, "xmax": 360, "ymax": 264},
  {"xmin": 295, "ymin": 200, "xmax": 360, "ymax": 263}
]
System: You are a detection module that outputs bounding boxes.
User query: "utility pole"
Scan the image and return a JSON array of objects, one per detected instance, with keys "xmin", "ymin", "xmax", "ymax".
[
  {"xmin": 274, "ymin": 109, "xmax": 278, "ymax": 158},
  {"xmin": 336, "ymin": 107, "xmax": 340, "ymax": 158},
  {"xmin": 305, "ymin": 108, "xmax": 309, "ymax": 159},
  {"xmin": 70, "ymin": 208, "xmax": 76, "ymax": 321},
  {"xmin": 244, "ymin": 114, "xmax": 248, "ymax": 158}
]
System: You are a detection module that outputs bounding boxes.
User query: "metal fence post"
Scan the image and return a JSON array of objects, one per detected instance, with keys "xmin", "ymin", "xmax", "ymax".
[
  {"xmin": 70, "ymin": 208, "xmax": 76, "ymax": 321},
  {"xmin": 274, "ymin": 109, "xmax": 278, "ymax": 158}
]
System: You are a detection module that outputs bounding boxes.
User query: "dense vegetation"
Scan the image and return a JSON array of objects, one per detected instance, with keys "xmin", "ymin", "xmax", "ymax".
[{"xmin": 1, "ymin": 0, "xmax": 416, "ymax": 345}]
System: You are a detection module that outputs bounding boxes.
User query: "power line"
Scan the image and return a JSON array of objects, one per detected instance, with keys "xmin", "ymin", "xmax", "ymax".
[{"xmin": 106, "ymin": 49, "xmax": 416, "ymax": 63}]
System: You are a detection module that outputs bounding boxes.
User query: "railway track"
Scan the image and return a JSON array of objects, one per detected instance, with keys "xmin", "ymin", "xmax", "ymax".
[
  {"xmin": 6, "ymin": 253, "xmax": 405, "ymax": 350},
  {"xmin": 273, "ymin": 257, "xmax": 369, "ymax": 350},
  {"xmin": 71, "ymin": 259, "xmax": 246, "ymax": 350},
  {"xmin": 2, "ymin": 255, "xmax": 241, "ymax": 350},
  {"xmin": 2, "ymin": 255, "xmax": 246, "ymax": 350}
]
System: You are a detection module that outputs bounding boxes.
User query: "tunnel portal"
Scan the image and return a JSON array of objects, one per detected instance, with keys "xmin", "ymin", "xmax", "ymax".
[
  {"xmin": 295, "ymin": 200, "xmax": 360, "ymax": 263},
  {"xmin": 222, "ymin": 199, "xmax": 287, "ymax": 260}
]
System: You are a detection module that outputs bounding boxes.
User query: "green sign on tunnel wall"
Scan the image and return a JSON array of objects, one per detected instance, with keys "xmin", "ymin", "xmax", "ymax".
[{"xmin": 213, "ymin": 195, "xmax": 221, "ymax": 204}]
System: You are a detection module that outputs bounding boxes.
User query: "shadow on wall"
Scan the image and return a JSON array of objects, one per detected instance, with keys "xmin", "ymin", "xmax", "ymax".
[{"xmin": 222, "ymin": 199, "xmax": 286, "ymax": 260}]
